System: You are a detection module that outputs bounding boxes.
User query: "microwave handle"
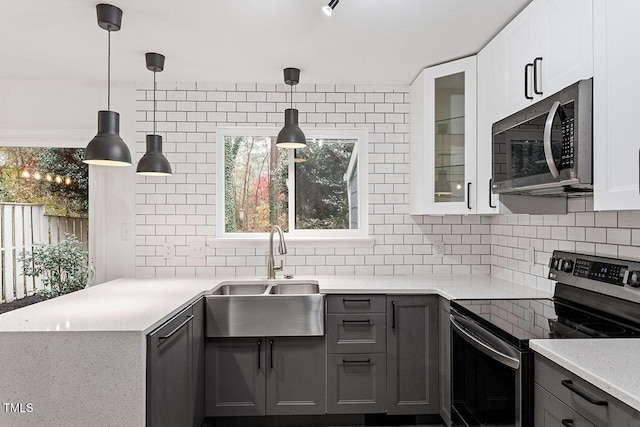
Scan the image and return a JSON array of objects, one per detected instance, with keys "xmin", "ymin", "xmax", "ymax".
[{"xmin": 543, "ymin": 101, "xmax": 562, "ymax": 178}]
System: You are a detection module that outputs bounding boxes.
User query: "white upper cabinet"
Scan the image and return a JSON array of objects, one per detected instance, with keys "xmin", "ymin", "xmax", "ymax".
[
  {"xmin": 541, "ymin": 0, "xmax": 594, "ymax": 96},
  {"xmin": 410, "ymin": 56, "xmax": 477, "ymax": 215},
  {"xmin": 496, "ymin": 0, "xmax": 594, "ymax": 120},
  {"xmin": 477, "ymin": 33, "xmax": 505, "ymax": 214},
  {"xmin": 593, "ymin": 0, "xmax": 640, "ymax": 210}
]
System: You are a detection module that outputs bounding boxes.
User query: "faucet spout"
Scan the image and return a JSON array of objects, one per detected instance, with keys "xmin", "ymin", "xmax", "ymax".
[{"xmin": 267, "ymin": 225, "xmax": 287, "ymax": 279}]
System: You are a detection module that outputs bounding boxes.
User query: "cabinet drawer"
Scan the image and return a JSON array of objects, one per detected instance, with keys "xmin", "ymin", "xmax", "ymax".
[
  {"xmin": 327, "ymin": 353, "xmax": 386, "ymax": 414},
  {"xmin": 535, "ymin": 354, "xmax": 610, "ymax": 424},
  {"xmin": 327, "ymin": 314, "xmax": 386, "ymax": 354},
  {"xmin": 534, "ymin": 383, "xmax": 595, "ymax": 427},
  {"xmin": 327, "ymin": 295, "xmax": 386, "ymax": 314}
]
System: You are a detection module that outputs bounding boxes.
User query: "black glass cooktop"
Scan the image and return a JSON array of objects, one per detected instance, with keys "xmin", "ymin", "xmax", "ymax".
[{"xmin": 450, "ymin": 298, "xmax": 640, "ymax": 349}]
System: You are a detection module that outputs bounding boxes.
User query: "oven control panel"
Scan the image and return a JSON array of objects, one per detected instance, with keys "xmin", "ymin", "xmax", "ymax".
[
  {"xmin": 549, "ymin": 251, "xmax": 640, "ymax": 290},
  {"xmin": 572, "ymin": 259, "xmax": 627, "ymax": 285}
]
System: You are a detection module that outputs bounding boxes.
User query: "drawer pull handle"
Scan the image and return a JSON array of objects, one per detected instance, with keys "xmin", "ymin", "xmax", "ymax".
[
  {"xmin": 342, "ymin": 319, "xmax": 371, "ymax": 325},
  {"xmin": 158, "ymin": 315, "xmax": 193, "ymax": 342},
  {"xmin": 561, "ymin": 379, "xmax": 608, "ymax": 406},
  {"xmin": 343, "ymin": 358, "xmax": 371, "ymax": 365},
  {"xmin": 342, "ymin": 298, "xmax": 371, "ymax": 304},
  {"xmin": 562, "ymin": 420, "xmax": 573, "ymax": 427}
]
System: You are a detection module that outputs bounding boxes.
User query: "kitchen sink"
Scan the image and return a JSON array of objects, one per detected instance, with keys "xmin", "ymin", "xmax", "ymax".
[
  {"xmin": 206, "ymin": 280, "xmax": 324, "ymax": 337},
  {"xmin": 268, "ymin": 283, "xmax": 320, "ymax": 294},
  {"xmin": 209, "ymin": 283, "xmax": 269, "ymax": 295}
]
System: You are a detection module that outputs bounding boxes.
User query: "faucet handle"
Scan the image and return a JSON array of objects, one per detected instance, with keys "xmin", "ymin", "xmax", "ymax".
[{"xmin": 274, "ymin": 260, "xmax": 284, "ymax": 272}]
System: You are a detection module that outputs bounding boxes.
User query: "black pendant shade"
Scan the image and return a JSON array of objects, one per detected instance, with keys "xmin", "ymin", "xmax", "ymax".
[
  {"xmin": 84, "ymin": 4, "xmax": 131, "ymax": 167},
  {"xmin": 84, "ymin": 110, "xmax": 131, "ymax": 166},
  {"xmin": 137, "ymin": 135, "xmax": 172, "ymax": 176},
  {"xmin": 137, "ymin": 52, "xmax": 172, "ymax": 176},
  {"xmin": 276, "ymin": 67, "xmax": 307, "ymax": 149},
  {"xmin": 276, "ymin": 109, "xmax": 307, "ymax": 148}
]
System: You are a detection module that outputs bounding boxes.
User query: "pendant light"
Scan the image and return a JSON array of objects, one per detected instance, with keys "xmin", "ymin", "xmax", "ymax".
[
  {"xmin": 136, "ymin": 53, "xmax": 172, "ymax": 176},
  {"xmin": 84, "ymin": 4, "xmax": 132, "ymax": 167},
  {"xmin": 276, "ymin": 68, "xmax": 307, "ymax": 149}
]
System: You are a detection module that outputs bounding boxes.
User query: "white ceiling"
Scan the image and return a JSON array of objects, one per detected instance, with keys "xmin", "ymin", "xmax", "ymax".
[{"xmin": 1, "ymin": 0, "xmax": 530, "ymax": 85}]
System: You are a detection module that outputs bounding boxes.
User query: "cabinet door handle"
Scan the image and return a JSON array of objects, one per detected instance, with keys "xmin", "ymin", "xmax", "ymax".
[
  {"xmin": 489, "ymin": 179, "xmax": 496, "ymax": 209},
  {"xmin": 342, "ymin": 319, "xmax": 371, "ymax": 325},
  {"xmin": 158, "ymin": 315, "xmax": 193, "ymax": 343},
  {"xmin": 343, "ymin": 358, "xmax": 371, "ymax": 365},
  {"xmin": 561, "ymin": 380, "xmax": 608, "ymax": 406},
  {"xmin": 561, "ymin": 420, "xmax": 573, "ymax": 427},
  {"xmin": 391, "ymin": 301, "xmax": 396, "ymax": 329},
  {"xmin": 257, "ymin": 339, "xmax": 262, "ymax": 370},
  {"xmin": 467, "ymin": 182, "xmax": 472, "ymax": 210},
  {"xmin": 525, "ymin": 63, "xmax": 534, "ymax": 100},
  {"xmin": 533, "ymin": 57, "xmax": 543, "ymax": 95},
  {"xmin": 270, "ymin": 339, "xmax": 274, "ymax": 370}
]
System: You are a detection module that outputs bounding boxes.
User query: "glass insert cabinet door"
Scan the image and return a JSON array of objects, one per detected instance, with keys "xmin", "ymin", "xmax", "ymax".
[{"xmin": 410, "ymin": 56, "xmax": 477, "ymax": 215}]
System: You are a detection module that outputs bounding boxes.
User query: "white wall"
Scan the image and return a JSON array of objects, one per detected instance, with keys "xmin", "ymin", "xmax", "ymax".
[
  {"xmin": 134, "ymin": 82, "xmax": 493, "ymax": 278},
  {"xmin": 492, "ymin": 197, "xmax": 640, "ymax": 293},
  {"xmin": 0, "ymin": 80, "xmax": 136, "ymax": 283}
]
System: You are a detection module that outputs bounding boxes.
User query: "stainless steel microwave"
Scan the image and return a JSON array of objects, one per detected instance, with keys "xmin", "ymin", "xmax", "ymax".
[{"xmin": 492, "ymin": 79, "xmax": 592, "ymax": 195}]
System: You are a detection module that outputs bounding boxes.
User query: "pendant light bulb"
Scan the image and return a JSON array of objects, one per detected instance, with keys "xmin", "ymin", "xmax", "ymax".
[
  {"xmin": 84, "ymin": 4, "xmax": 132, "ymax": 167},
  {"xmin": 137, "ymin": 52, "xmax": 172, "ymax": 176},
  {"xmin": 322, "ymin": 0, "xmax": 339, "ymax": 16},
  {"xmin": 276, "ymin": 68, "xmax": 307, "ymax": 149}
]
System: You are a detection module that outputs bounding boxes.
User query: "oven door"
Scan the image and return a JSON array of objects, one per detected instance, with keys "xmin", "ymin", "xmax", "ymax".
[{"xmin": 450, "ymin": 309, "xmax": 533, "ymax": 427}]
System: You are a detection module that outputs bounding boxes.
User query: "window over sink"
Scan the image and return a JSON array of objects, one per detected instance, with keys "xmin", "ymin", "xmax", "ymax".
[{"xmin": 215, "ymin": 127, "xmax": 368, "ymax": 241}]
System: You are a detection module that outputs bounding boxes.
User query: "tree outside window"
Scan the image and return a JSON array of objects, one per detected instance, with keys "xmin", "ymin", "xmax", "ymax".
[{"xmin": 220, "ymin": 128, "xmax": 366, "ymax": 237}]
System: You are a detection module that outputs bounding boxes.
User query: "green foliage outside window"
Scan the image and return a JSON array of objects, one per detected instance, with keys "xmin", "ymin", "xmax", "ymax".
[{"xmin": 18, "ymin": 234, "xmax": 88, "ymax": 299}]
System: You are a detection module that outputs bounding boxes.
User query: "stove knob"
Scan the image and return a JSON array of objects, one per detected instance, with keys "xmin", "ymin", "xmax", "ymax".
[
  {"xmin": 560, "ymin": 259, "xmax": 574, "ymax": 273},
  {"xmin": 626, "ymin": 270, "xmax": 640, "ymax": 287},
  {"xmin": 550, "ymin": 257, "xmax": 560, "ymax": 270}
]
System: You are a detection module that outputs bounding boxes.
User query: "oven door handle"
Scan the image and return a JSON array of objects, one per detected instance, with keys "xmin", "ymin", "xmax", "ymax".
[
  {"xmin": 543, "ymin": 100, "xmax": 562, "ymax": 178},
  {"xmin": 450, "ymin": 313, "xmax": 520, "ymax": 370}
]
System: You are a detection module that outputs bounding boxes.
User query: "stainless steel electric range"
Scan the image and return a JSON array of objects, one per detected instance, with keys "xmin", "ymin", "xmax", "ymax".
[{"xmin": 449, "ymin": 250, "xmax": 640, "ymax": 427}]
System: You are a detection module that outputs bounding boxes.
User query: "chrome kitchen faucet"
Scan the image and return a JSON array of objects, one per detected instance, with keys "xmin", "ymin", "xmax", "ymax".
[{"xmin": 267, "ymin": 225, "xmax": 287, "ymax": 279}]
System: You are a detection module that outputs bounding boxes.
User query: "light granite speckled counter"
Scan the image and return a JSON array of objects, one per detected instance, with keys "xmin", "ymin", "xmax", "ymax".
[
  {"xmin": 530, "ymin": 339, "xmax": 640, "ymax": 411},
  {"xmin": 0, "ymin": 274, "xmax": 550, "ymax": 427}
]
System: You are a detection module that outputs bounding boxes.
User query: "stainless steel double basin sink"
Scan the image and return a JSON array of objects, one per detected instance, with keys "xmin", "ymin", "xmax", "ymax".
[{"xmin": 205, "ymin": 280, "xmax": 324, "ymax": 337}]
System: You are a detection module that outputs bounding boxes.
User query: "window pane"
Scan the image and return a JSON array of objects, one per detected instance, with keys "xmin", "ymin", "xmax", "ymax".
[
  {"xmin": 224, "ymin": 136, "xmax": 288, "ymax": 232},
  {"xmin": 294, "ymin": 139, "xmax": 357, "ymax": 230}
]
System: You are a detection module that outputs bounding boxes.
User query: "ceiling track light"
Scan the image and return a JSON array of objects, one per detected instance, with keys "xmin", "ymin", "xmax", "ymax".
[
  {"xmin": 136, "ymin": 52, "xmax": 172, "ymax": 176},
  {"xmin": 84, "ymin": 4, "xmax": 132, "ymax": 167},
  {"xmin": 322, "ymin": 0, "xmax": 339, "ymax": 17},
  {"xmin": 276, "ymin": 68, "xmax": 307, "ymax": 149}
]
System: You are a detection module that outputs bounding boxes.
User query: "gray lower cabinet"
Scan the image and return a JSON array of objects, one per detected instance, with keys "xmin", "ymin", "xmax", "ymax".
[
  {"xmin": 205, "ymin": 338, "xmax": 266, "ymax": 416},
  {"xmin": 326, "ymin": 294, "xmax": 387, "ymax": 415},
  {"xmin": 438, "ymin": 297, "xmax": 451, "ymax": 426},
  {"xmin": 266, "ymin": 337, "xmax": 326, "ymax": 415},
  {"xmin": 535, "ymin": 354, "xmax": 640, "ymax": 427},
  {"xmin": 147, "ymin": 298, "xmax": 204, "ymax": 427},
  {"xmin": 386, "ymin": 295, "xmax": 439, "ymax": 415},
  {"xmin": 205, "ymin": 336, "xmax": 325, "ymax": 417},
  {"xmin": 327, "ymin": 353, "xmax": 386, "ymax": 414}
]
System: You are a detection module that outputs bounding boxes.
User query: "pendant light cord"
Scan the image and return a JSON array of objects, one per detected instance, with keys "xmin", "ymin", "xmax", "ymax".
[
  {"xmin": 107, "ymin": 30, "xmax": 111, "ymax": 111},
  {"xmin": 153, "ymin": 71, "xmax": 157, "ymax": 134}
]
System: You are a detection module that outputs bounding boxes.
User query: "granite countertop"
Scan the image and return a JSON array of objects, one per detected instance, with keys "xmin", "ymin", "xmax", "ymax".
[
  {"xmin": 530, "ymin": 339, "xmax": 640, "ymax": 412},
  {"xmin": 0, "ymin": 274, "xmax": 551, "ymax": 334}
]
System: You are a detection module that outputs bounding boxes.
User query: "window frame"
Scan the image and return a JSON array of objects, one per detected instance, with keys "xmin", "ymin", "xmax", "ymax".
[{"xmin": 215, "ymin": 126, "xmax": 369, "ymax": 242}]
